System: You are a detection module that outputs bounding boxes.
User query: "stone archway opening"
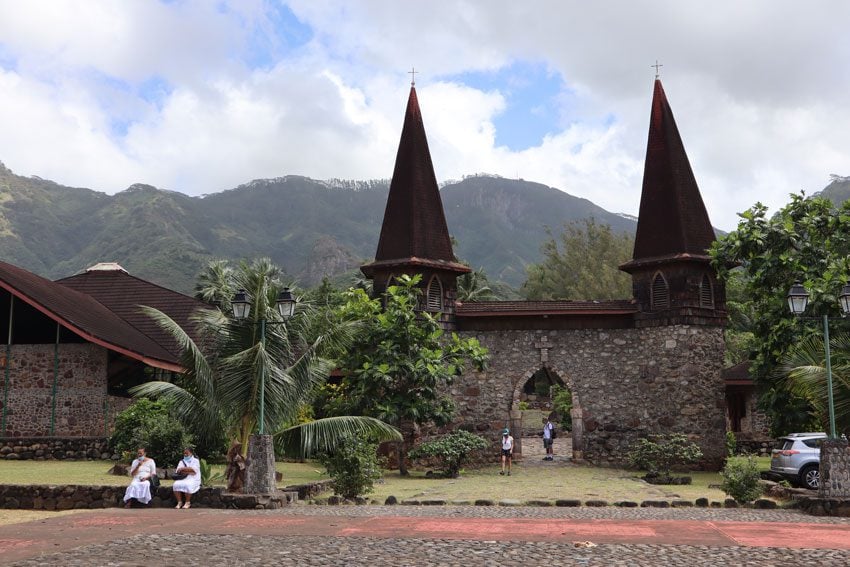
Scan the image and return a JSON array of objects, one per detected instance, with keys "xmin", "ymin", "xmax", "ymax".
[{"xmin": 511, "ymin": 366, "xmax": 578, "ymax": 462}]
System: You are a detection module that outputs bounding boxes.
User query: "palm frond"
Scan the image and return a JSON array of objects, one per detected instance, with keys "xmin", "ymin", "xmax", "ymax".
[{"xmin": 274, "ymin": 416, "xmax": 401, "ymax": 459}]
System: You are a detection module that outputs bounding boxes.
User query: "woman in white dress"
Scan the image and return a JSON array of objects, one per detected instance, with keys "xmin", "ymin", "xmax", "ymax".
[
  {"xmin": 173, "ymin": 448, "xmax": 202, "ymax": 509},
  {"xmin": 124, "ymin": 447, "xmax": 157, "ymax": 508}
]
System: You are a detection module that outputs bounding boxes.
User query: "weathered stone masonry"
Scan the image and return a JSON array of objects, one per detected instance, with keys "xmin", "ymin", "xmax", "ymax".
[
  {"xmin": 1, "ymin": 343, "xmax": 116, "ymax": 438},
  {"xmin": 452, "ymin": 325, "xmax": 727, "ymax": 468}
]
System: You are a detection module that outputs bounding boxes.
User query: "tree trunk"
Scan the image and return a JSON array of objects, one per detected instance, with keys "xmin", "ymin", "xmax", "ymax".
[
  {"xmin": 244, "ymin": 433, "xmax": 276, "ymax": 494},
  {"xmin": 397, "ymin": 439, "xmax": 409, "ymax": 476}
]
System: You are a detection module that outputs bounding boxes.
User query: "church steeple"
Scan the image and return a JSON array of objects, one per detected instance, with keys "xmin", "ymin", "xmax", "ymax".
[
  {"xmin": 621, "ymin": 79, "xmax": 726, "ymax": 325},
  {"xmin": 362, "ymin": 85, "xmax": 469, "ymax": 327}
]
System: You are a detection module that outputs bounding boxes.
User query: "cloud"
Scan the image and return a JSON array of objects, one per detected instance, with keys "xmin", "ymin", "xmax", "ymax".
[{"xmin": 0, "ymin": 1, "xmax": 848, "ymax": 231}]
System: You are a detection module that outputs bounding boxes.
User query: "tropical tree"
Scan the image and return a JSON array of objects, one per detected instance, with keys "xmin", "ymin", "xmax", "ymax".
[
  {"xmin": 457, "ymin": 268, "xmax": 496, "ymax": 301},
  {"xmin": 522, "ymin": 218, "xmax": 633, "ymax": 300},
  {"xmin": 710, "ymin": 193, "xmax": 850, "ymax": 434},
  {"xmin": 331, "ymin": 275, "xmax": 488, "ymax": 475},
  {"xmin": 193, "ymin": 259, "xmax": 236, "ymax": 307},
  {"xmin": 133, "ymin": 258, "xmax": 400, "ymax": 490},
  {"xmin": 779, "ymin": 333, "xmax": 850, "ymax": 435}
]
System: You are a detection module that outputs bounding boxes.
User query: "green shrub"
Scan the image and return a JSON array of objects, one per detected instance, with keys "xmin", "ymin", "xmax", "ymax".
[
  {"xmin": 199, "ymin": 458, "xmax": 224, "ymax": 487},
  {"xmin": 721, "ymin": 456, "xmax": 763, "ymax": 503},
  {"xmin": 409, "ymin": 430, "xmax": 488, "ymax": 478},
  {"xmin": 725, "ymin": 431, "xmax": 737, "ymax": 457},
  {"xmin": 517, "ymin": 401, "xmax": 530, "ymax": 411},
  {"xmin": 627, "ymin": 434, "xmax": 703, "ymax": 477},
  {"xmin": 551, "ymin": 385, "xmax": 573, "ymax": 431},
  {"xmin": 318, "ymin": 434, "xmax": 382, "ymax": 499},
  {"xmin": 110, "ymin": 399, "xmax": 192, "ymax": 466}
]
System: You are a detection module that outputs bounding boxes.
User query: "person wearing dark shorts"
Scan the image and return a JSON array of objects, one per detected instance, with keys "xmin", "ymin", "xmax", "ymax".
[
  {"xmin": 542, "ymin": 417, "xmax": 555, "ymax": 461},
  {"xmin": 499, "ymin": 428, "xmax": 514, "ymax": 476}
]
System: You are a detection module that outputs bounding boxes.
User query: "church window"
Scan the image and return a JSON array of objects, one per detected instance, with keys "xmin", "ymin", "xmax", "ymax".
[
  {"xmin": 699, "ymin": 274, "xmax": 714, "ymax": 308},
  {"xmin": 651, "ymin": 272, "xmax": 669, "ymax": 310},
  {"xmin": 425, "ymin": 276, "xmax": 443, "ymax": 312}
]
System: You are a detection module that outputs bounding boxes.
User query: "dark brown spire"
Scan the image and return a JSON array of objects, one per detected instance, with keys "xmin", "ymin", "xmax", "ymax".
[
  {"xmin": 630, "ymin": 79, "xmax": 715, "ymax": 262},
  {"xmin": 363, "ymin": 86, "xmax": 467, "ymax": 275}
]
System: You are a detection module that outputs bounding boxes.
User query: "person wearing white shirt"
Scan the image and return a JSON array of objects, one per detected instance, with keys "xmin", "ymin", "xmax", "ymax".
[
  {"xmin": 124, "ymin": 447, "xmax": 156, "ymax": 508},
  {"xmin": 173, "ymin": 448, "xmax": 202, "ymax": 509}
]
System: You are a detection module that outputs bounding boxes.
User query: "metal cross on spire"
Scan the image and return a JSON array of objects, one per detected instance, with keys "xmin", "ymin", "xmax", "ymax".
[
  {"xmin": 409, "ymin": 66, "xmax": 418, "ymax": 87},
  {"xmin": 652, "ymin": 60, "xmax": 663, "ymax": 79}
]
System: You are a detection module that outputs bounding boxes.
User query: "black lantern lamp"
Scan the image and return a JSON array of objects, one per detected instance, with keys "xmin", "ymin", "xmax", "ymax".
[
  {"xmin": 276, "ymin": 288, "xmax": 296, "ymax": 319},
  {"xmin": 231, "ymin": 289, "xmax": 251, "ymax": 319},
  {"xmin": 839, "ymin": 281, "xmax": 850, "ymax": 316},
  {"xmin": 786, "ymin": 281, "xmax": 810, "ymax": 315}
]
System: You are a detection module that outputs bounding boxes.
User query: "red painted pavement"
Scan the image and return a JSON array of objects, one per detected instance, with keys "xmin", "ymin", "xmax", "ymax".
[{"xmin": 0, "ymin": 509, "xmax": 848, "ymax": 564}]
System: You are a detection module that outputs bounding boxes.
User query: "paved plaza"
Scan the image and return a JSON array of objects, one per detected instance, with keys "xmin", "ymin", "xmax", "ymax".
[{"xmin": 2, "ymin": 505, "xmax": 849, "ymax": 566}]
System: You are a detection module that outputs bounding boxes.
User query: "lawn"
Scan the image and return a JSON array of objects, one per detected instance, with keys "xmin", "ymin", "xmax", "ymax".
[{"xmin": 0, "ymin": 457, "xmax": 772, "ymax": 505}]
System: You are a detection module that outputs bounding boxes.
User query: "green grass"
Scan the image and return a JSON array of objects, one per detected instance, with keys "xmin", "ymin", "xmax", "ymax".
[
  {"xmin": 0, "ymin": 460, "xmax": 325, "ymax": 488},
  {"xmin": 0, "ymin": 456, "xmax": 773, "ymax": 505}
]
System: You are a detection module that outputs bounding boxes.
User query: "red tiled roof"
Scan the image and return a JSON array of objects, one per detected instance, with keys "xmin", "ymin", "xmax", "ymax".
[
  {"xmin": 630, "ymin": 79, "xmax": 716, "ymax": 262},
  {"xmin": 0, "ymin": 261, "xmax": 181, "ymax": 370},
  {"xmin": 457, "ymin": 299, "xmax": 638, "ymax": 317},
  {"xmin": 365, "ymin": 86, "xmax": 464, "ymax": 273},
  {"xmin": 57, "ymin": 268, "xmax": 211, "ymax": 360}
]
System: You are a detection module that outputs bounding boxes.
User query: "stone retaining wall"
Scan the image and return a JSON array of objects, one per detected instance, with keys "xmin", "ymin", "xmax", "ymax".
[
  {"xmin": 0, "ymin": 484, "xmax": 296, "ymax": 510},
  {"xmin": 819, "ymin": 438, "xmax": 850, "ymax": 499},
  {"xmin": 0, "ymin": 437, "xmax": 114, "ymax": 460},
  {"xmin": 736, "ymin": 438, "xmax": 774, "ymax": 457}
]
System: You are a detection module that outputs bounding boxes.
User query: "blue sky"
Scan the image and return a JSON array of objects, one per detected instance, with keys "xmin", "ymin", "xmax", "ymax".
[{"xmin": 0, "ymin": 0, "xmax": 848, "ymax": 230}]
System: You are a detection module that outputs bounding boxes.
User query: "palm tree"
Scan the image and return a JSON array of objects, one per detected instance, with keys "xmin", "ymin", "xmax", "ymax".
[
  {"xmin": 193, "ymin": 259, "xmax": 236, "ymax": 307},
  {"xmin": 457, "ymin": 268, "xmax": 495, "ymax": 302},
  {"xmin": 133, "ymin": 258, "xmax": 400, "ymax": 492},
  {"xmin": 779, "ymin": 332, "xmax": 850, "ymax": 435}
]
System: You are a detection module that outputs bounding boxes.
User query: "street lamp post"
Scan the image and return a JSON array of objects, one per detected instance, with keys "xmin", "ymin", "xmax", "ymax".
[
  {"xmin": 231, "ymin": 287, "xmax": 297, "ymax": 434},
  {"xmin": 787, "ymin": 280, "xmax": 850, "ymax": 438}
]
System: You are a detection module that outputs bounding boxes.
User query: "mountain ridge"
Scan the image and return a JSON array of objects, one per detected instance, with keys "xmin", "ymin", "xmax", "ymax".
[{"xmin": 0, "ymin": 160, "xmax": 754, "ymax": 294}]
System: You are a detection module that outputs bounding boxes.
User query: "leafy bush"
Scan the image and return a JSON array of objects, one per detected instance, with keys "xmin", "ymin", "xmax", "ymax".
[
  {"xmin": 199, "ymin": 458, "xmax": 224, "ymax": 487},
  {"xmin": 318, "ymin": 434, "xmax": 383, "ymax": 499},
  {"xmin": 627, "ymin": 434, "xmax": 703, "ymax": 479},
  {"xmin": 721, "ymin": 456, "xmax": 763, "ymax": 503},
  {"xmin": 409, "ymin": 430, "xmax": 488, "ymax": 478},
  {"xmin": 517, "ymin": 401, "xmax": 530, "ymax": 411},
  {"xmin": 551, "ymin": 385, "xmax": 573, "ymax": 431},
  {"xmin": 110, "ymin": 399, "xmax": 192, "ymax": 466},
  {"xmin": 725, "ymin": 431, "xmax": 737, "ymax": 457}
]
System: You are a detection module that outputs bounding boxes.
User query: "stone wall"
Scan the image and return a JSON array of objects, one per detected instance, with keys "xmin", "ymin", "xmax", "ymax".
[
  {"xmin": 0, "ymin": 437, "xmax": 113, "ymax": 460},
  {"xmin": 1, "ymin": 344, "xmax": 109, "ymax": 437},
  {"xmin": 0, "ymin": 484, "xmax": 295, "ymax": 510},
  {"xmin": 453, "ymin": 325, "xmax": 727, "ymax": 469},
  {"xmin": 819, "ymin": 438, "xmax": 850, "ymax": 499}
]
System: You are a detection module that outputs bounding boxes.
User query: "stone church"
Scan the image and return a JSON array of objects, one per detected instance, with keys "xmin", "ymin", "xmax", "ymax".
[{"xmin": 362, "ymin": 79, "xmax": 728, "ymax": 469}]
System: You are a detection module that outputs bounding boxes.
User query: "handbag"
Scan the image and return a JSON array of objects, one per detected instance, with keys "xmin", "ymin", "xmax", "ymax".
[
  {"xmin": 149, "ymin": 472, "xmax": 160, "ymax": 489},
  {"xmin": 171, "ymin": 472, "xmax": 187, "ymax": 481}
]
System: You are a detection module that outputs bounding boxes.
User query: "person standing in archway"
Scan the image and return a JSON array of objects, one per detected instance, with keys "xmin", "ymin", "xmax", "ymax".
[
  {"xmin": 542, "ymin": 417, "xmax": 555, "ymax": 461},
  {"xmin": 499, "ymin": 428, "xmax": 514, "ymax": 476}
]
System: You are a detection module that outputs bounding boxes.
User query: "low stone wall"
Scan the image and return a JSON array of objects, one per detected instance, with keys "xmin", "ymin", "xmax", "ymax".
[
  {"xmin": 0, "ymin": 437, "xmax": 113, "ymax": 460},
  {"xmin": 0, "ymin": 484, "xmax": 296, "ymax": 510},
  {"xmin": 736, "ymin": 438, "xmax": 774, "ymax": 457},
  {"xmin": 795, "ymin": 496, "xmax": 850, "ymax": 517},
  {"xmin": 819, "ymin": 438, "xmax": 850, "ymax": 499}
]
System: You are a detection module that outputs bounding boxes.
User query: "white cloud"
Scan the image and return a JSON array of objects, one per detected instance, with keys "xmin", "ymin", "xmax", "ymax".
[{"xmin": 0, "ymin": 0, "xmax": 848, "ymax": 231}]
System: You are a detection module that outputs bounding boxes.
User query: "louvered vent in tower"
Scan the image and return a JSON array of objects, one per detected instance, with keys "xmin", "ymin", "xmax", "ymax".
[
  {"xmin": 426, "ymin": 276, "xmax": 443, "ymax": 312},
  {"xmin": 651, "ymin": 272, "xmax": 669, "ymax": 310},
  {"xmin": 700, "ymin": 274, "xmax": 714, "ymax": 308}
]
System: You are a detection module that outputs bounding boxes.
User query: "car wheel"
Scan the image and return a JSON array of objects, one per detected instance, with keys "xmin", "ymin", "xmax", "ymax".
[{"xmin": 800, "ymin": 464, "xmax": 820, "ymax": 490}]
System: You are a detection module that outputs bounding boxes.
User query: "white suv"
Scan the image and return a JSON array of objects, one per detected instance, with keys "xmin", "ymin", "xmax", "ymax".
[{"xmin": 769, "ymin": 433, "xmax": 826, "ymax": 490}]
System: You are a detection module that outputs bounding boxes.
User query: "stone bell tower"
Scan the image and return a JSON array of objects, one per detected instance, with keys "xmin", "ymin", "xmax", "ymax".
[
  {"xmin": 361, "ymin": 83, "xmax": 470, "ymax": 329},
  {"xmin": 620, "ymin": 79, "xmax": 727, "ymax": 327}
]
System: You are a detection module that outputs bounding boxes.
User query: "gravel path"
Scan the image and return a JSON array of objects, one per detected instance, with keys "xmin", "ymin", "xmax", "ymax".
[{"xmin": 10, "ymin": 532, "xmax": 850, "ymax": 567}]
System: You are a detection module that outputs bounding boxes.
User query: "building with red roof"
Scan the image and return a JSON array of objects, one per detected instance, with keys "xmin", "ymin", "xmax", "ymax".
[{"xmin": 0, "ymin": 261, "xmax": 209, "ymax": 439}]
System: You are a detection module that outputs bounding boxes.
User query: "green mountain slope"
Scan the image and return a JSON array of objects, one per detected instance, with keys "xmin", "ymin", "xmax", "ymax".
[
  {"xmin": 815, "ymin": 175, "xmax": 850, "ymax": 205},
  {"xmin": 0, "ymin": 161, "xmax": 640, "ymax": 292}
]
